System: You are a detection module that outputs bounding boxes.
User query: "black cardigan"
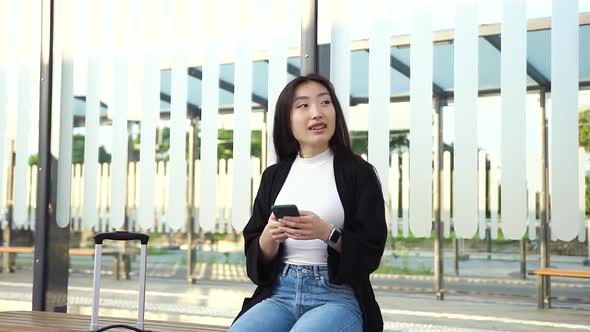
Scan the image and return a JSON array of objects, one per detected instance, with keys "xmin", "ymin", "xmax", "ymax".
[{"xmin": 235, "ymin": 150, "xmax": 388, "ymax": 332}]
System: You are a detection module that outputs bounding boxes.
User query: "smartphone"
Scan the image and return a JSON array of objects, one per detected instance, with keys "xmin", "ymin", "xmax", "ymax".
[{"xmin": 271, "ymin": 204, "xmax": 300, "ymax": 219}]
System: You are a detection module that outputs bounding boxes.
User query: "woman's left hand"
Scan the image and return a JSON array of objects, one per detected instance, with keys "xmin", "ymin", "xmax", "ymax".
[{"xmin": 279, "ymin": 210, "xmax": 333, "ymax": 241}]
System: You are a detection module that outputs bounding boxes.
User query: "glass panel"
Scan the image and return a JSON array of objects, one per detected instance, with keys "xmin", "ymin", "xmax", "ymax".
[{"xmin": 0, "ymin": 0, "xmax": 41, "ymax": 311}]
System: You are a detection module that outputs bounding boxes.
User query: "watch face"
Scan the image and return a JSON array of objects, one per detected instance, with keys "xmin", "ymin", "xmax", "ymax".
[{"xmin": 330, "ymin": 228, "xmax": 341, "ymax": 243}]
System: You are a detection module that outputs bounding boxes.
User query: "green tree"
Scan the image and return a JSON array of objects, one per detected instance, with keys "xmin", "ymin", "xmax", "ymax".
[{"xmin": 579, "ymin": 109, "xmax": 590, "ymax": 152}]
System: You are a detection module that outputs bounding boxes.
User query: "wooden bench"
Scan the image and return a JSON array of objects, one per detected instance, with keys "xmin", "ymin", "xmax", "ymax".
[
  {"xmin": 0, "ymin": 246, "xmax": 123, "ymax": 280},
  {"xmin": 529, "ymin": 268, "xmax": 590, "ymax": 308},
  {"xmin": 0, "ymin": 311, "xmax": 228, "ymax": 332}
]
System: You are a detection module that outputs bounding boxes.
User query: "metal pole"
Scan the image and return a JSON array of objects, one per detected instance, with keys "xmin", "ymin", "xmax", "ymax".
[
  {"xmin": 433, "ymin": 96, "xmax": 445, "ymax": 300},
  {"xmin": 539, "ymin": 88, "xmax": 551, "ymax": 308},
  {"xmin": 300, "ymin": 0, "xmax": 318, "ymax": 75},
  {"xmin": 520, "ymin": 239, "xmax": 526, "ymax": 279},
  {"xmin": 187, "ymin": 119, "xmax": 197, "ymax": 283},
  {"xmin": 3, "ymin": 141, "xmax": 15, "ymax": 272},
  {"xmin": 33, "ymin": 0, "xmax": 70, "ymax": 312},
  {"xmin": 454, "ymin": 238, "xmax": 460, "ymax": 276}
]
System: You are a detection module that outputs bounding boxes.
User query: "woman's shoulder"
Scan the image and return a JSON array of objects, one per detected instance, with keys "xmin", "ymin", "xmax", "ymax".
[
  {"xmin": 260, "ymin": 159, "xmax": 293, "ymax": 180},
  {"xmin": 335, "ymin": 150, "xmax": 377, "ymax": 177}
]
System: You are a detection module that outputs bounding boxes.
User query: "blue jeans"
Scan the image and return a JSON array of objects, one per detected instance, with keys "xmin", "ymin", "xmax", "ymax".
[{"xmin": 230, "ymin": 263, "xmax": 363, "ymax": 332}]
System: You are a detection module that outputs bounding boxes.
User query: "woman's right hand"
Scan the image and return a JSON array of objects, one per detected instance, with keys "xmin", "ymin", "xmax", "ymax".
[
  {"xmin": 259, "ymin": 213, "xmax": 286, "ymax": 261},
  {"xmin": 262, "ymin": 213, "xmax": 288, "ymax": 244}
]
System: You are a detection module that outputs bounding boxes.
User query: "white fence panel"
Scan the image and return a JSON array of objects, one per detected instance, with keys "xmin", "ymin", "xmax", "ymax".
[
  {"xmin": 443, "ymin": 151, "xmax": 451, "ymax": 238},
  {"xmin": 409, "ymin": 0, "xmax": 433, "ymax": 237},
  {"xmin": 368, "ymin": 0, "xmax": 390, "ymax": 212},
  {"xmin": 501, "ymin": 0, "xmax": 527, "ymax": 240},
  {"xmin": 390, "ymin": 153, "xmax": 399, "ymax": 237},
  {"xmin": 329, "ymin": 0, "xmax": 351, "ymax": 123},
  {"xmin": 478, "ymin": 150, "xmax": 486, "ymax": 239},
  {"xmin": 550, "ymin": 0, "xmax": 579, "ymax": 241},
  {"xmin": 453, "ymin": 0, "xmax": 479, "ymax": 238},
  {"xmin": 110, "ymin": 56, "xmax": 129, "ymax": 229},
  {"xmin": 82, "ymin": 57, "xmax": 101, "ymax": 229}
]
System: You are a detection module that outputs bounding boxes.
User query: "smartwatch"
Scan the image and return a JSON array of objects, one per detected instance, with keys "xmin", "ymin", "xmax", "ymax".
[{"xmin": 324, "ymin": 226, "xmax": 341, "ymax": 247}]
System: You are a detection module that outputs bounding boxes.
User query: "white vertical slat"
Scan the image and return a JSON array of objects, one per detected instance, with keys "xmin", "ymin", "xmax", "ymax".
[
  {"xmin": 501, "ymin": 0, "xmax": 527, "ymax": 240},
  {"xmin": 251, "ymin": 157, "xmax": 261, "ymax": 209},
  {"xmin": 78, "ymin": 165, "xmax": 85, "ymax": 230},
  {"xmin": 100, "ymin": 163, "xmax": 110, "ymax": 229},
  {"xmin": 138, "ymin": 53, "xmax": 159, "ymax": 230},
  {"xmin": 217, "ymin": 159, "xmax": 226, "ymax": 232},
  {"xmin": 72, "ymin": 164, "xmax": 82, "ymax": 228},
  {"xmin": 97, "ymin": 163, "xmax": 104, "ymax": 230},
  {"xmin": 82, "ymin": 57, "xmax": 101, "ymax": 229},
  {"xmin": 199, "ymin": 65, "xmax": 219, "ymax": 230},
  {"xmin": 490, "ymin": 156, "xmax": 499, "ymax": 239},
  {"xmin": 390, "ymin": 153, "xmax": 399, "ymax": 237},
  {"xmin": 232, "ymin": 2, "xmax": 253, "ymax": 230},
  {"xmin": 527, "ymin": 153, "xmax": 538, "ymax": 240},
  {"xmin": 0, "ymin": 70, "xmax": 6, "ymax": 218},
  {"xmin": 453, "ymin": 0, "xmax": 478, "ymax": 238},
  {"xmin": 409, "ymin": 0, "xmax": 433, "ymax": 237},
  {"xmin": 551, "ymin": 0, "xmax": 579, "ymax": 241},
  {"xmin": 56, "ymin": 0, "xmax": 76, "ymax": 228},
  {"xmin": 156, "ymin": 161, "xmax": 166, "ymax": 229},
  {"xmin": 69, "ymin": 165, "xmax": 76, "ymax": 227},
  {"xmin": 368, "ymin": 0, "xmax": 390, "ymax": 209},
  {"xmin": 13, "ymin": 66, "xmax": 31, "ymax": 226},
  {"xmin": 227, "ymin": 159, "xmax": 234, "ymax": 231},
  {"xmin": 478, "ymin": 150, "xmax": 486, "ymax": 239},
  {"xmin": 443, "ymin": 151, "xmax": 451, "ymax": 238},
  {"xmin": 267, "ymin": 0, "xmax": 289, "ymax": 166},
  {"xmin": 127, "ymin": 162, "xmax": 137, "ymax": 229},
  {"xmin": 402, "ymin": 152, "xmax": 410, "ymax": 237},
  {"xmin": 56, "ymin": 54, "xmax": 74, "ymax": 228},
  {"xmin": 330, "ymin": 0, "xmax": 351, "ymax": 123},
  {"xmin": 0, "ymin": 0, "xmax": 10, "ymax": 218},
  {"xmin": 134, "ymin": 162, "xmax": 140, "ymax": 227},
  {"xmin": 109, "ymin": 56, "xmax": 129, "ymax": 229},
  {"xmin": 222, "ymin": 159, "xmax": 230, "ymax": 233},
  {"xmin": 193, "ymin": 160, "xmax": 201, "ymax": 226},
  {"xmin": 166, "ymin": 49, "xmax": 188, "ymax": 230},
  {"xmin": 579, "ymin": 147, "xmax": 586, "ymax": 242}
]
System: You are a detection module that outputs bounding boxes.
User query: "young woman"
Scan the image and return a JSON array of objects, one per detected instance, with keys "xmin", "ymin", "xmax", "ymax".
[{"xmin": 230, "ymin": 74, "xmax": 387, "ymax": 332}]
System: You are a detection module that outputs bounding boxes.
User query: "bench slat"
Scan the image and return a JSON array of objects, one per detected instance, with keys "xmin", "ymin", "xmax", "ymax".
[
  {"xmin": 530, "ymin": 268, "xmax": 590, "ymax": 279},
  {"xmin": 0, "ymin": 246, "xmax": 119, "ymax": 256}
]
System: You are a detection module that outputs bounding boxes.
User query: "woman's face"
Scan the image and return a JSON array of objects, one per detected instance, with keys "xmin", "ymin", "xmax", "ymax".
[{"xmin": 290, "ymin": 81, "xmax": 336, "ymax": 157}]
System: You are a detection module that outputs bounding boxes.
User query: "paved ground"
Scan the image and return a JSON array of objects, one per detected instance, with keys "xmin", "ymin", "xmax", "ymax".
[{"xmin": 0, "ymin": 248, "xmax": 589, "ymax": 331}]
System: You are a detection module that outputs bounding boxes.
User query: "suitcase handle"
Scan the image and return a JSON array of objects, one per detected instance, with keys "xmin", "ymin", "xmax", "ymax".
[{"xmin": 94, "ymin": 231, "xmax": 149, "ymax": 245}]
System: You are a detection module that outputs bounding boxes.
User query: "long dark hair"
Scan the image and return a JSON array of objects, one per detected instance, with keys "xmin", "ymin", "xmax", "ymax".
[{"xmin": 273, "ymin": 74, "xmax": 352, "ymax": 162}]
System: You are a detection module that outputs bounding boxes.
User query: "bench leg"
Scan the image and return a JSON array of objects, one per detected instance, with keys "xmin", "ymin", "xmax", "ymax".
[
  {"xmin": 3, "ymin": 253, "xmax": 14, "ymax": 273},
  {"xmin": 537, "ymin": 275, "xmax": 544, "ymax": 309},
  {"xmin": 122, "ymin": 254, "xmax": 131, "ymax": 280},
  {"xmin": 114, "ymin": 255, "xmax": 120, "ymax": 281},
  {"xmin": 544, "ymin": 276, "xmax": 551, "ymax": 309}
]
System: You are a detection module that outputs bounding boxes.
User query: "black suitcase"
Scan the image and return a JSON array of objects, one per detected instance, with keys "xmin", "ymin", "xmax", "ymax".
[{"xmin": 88, "ymin": 231, "xmax": 150, "ymax": 332}]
